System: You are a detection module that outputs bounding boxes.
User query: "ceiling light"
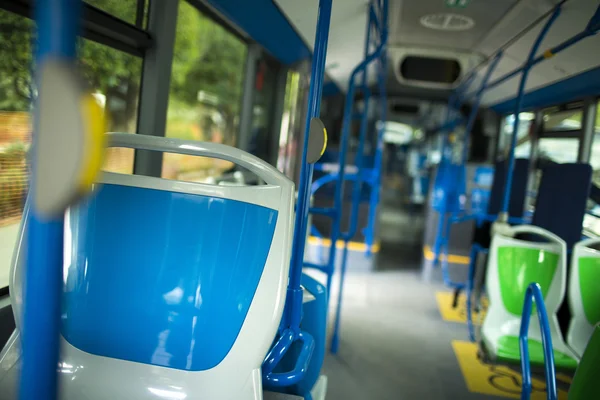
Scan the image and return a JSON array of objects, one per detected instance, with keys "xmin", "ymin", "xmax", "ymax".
[{"xmin": 420, "ymin": 13, "xmax": 475, "ymax": 31}]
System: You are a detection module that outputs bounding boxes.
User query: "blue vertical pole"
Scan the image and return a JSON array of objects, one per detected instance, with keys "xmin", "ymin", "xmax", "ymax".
[
  {"xmin": 500, "ymin": 6, "xmax": 562, "ymax": 217},
  {"xmin": 461, "ymin": 51, "xmax": 503, "ymax": 166},
  {"xmin": 330, "ymin": 0, "xmax": 388, "ymax": 354},
  {"xmin": 288, "ymin": 0, "xmax": 332, "ymax": 295},
  {"xmin": 20, "ymin": 1, "xmax": 81, "ymax": 399}
]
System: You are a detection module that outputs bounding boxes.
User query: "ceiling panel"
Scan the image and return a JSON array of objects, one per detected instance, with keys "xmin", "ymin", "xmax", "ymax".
[
  {"xmin": 275, "ymin": 0, "xmax": 369, "ymax": 90},
  {"xmin": 391, "ymin": 0, "xmax": 520, "ymax": 51},
  {"xmin": 471, "ymin": 0, "xmax": 600, "ymax": 107}
]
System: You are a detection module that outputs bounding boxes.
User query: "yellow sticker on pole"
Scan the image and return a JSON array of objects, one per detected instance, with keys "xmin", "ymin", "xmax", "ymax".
[{"xmin": 452, "ymin": 341, "xmax": 569, "ymax": 399}]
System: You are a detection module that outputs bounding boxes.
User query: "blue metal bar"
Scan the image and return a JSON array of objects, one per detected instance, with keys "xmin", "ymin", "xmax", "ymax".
[
  {"xmin": 331, "ymin": 0, "xmax": 388, "ymax": 354},
  {"xmin": 486, "ymin": 1, "xmax": 599, "ymax": 92},
  {"xmin": 461, "ymin": 51, "xmax": 503, "ymax": 165},
  {"xmin": 341, "ymin": 89, "xmax": 370, "ymax": 241},
  {"xmin": 369, "ymin": 4, "xmax": 381, "ymax": 35},
  {"xmin": 262, "ymin": 0, "xmax": 332, "ymax": 388},
  {"xmin": 289, "ymin": 0, "xmax": 332, "ymax": 296},
  {"xmin": 309, "ymin": 207, "xmax": 336, "ymax": 217},
  {"xmin": 501, "ymin": 5, "xmax": 562, "ymax": 216},
  {"xmin": 20, "ymin": 1, "xmax": 81, "ymax": 400},
  {"xmin": 303, "ymin": 262, "xmax": 330, "ymax": 273},
  {"xmin": 519, "ymin": 283, "xmax": 558, "ymax": 400},
  {"xmin": 466, "ymin": 244, "xmax": 486, "ymax": 342}
]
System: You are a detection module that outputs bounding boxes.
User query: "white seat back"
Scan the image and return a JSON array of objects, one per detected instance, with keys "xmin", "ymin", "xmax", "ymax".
[{"xmin": 568, "ymin": 238, "xmax": 600, "ymax": 358}]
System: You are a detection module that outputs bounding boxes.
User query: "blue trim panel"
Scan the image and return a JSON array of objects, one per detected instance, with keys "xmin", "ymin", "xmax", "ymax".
[
  {"xmin": 205, "ymin": 0, "xmax": 310, "ymax": 65},
  {"xmin": 62, "ymin": 184, "xmax": 278, "ymax": 371},
  {"xmin": 492, "ymin": 66, "xmax": 600, "ymax": 114}
]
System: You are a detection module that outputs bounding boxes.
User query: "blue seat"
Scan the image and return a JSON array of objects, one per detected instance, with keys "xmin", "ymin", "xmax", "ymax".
[{"xmin": 0, "ymin": 134, "xmax": 296, "ymax": 400}]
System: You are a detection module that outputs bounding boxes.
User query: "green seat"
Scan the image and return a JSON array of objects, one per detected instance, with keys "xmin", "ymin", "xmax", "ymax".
[
  {"xmin": 567, "ymin": 238, "xmax": 600, "ymax": 358},
  {"xmin": 495, "ymin": 335, "xmax": 578, "ymax": 370},
  {"xmin": 569, "ymin": 324, "xmax": 600, "ymax": 399},
  {"xmin": 481, "ymin": 225, "xmax": 579, "ymax": 368}
]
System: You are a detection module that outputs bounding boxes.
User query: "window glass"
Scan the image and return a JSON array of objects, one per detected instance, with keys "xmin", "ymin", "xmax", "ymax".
[
  {"xmin": 79, "ymin": 39, "xmax": 142, "ymax": 173},
  {"xmin": 85, "ymin": 0, "xmax": 142, "ymax": 27},
  {"xmin": 543, "ymin": 107, "xmax": 582, "ymax": 131},
  {"xmin": 500, "ymin": 112, "xmax": 534, "ymax": 158},
  {"xmin": 0, "ymin": 9, "xmax": 142, "ymax": 288},
  {"xmin": 249, "ymin": 59, "xmax": 278, "ymax": 163},
  {"xmin": 538, "ymin": 138, "xmax": 579, "ymax": 164},
  {"xmin": 585, "ymin": 102, "xmax": 600, "ymax": 236},
  {"xmin": 591, "ymin": 102, "xmax": 600, "ymax": 187},
  {"xmin": 277, "ymin": 71, "xmax": 301, "ymax": 176},
  {"xmin": 163, "ymin": 0, "xmax": 247, "ymax": 183}
]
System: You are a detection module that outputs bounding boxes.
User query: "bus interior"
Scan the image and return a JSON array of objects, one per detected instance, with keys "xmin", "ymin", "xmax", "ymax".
[{"xmin": 0, "ymin": 0, "xmax": 600, "ymax": 399}]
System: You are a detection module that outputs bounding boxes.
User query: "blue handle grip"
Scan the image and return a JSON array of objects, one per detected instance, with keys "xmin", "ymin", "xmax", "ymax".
[{"xmin": 263, "ymin": 330, "xmax": 315, "ymax": 387}]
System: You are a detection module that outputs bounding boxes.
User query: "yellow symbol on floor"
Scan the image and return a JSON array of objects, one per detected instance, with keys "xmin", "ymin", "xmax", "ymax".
[
  {"xmin": 436, "ymin": 291, "xmax": 488, "ymax": 324},
  {"xmin": 452, "ymin": 341, "xmax": 569, "ymax": 399}
]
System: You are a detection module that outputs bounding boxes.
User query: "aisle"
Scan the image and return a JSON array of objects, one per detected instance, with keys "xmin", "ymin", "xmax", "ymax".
[{"xmin": 320, "ymin": 267, "xmax": 567, "ymax": 400}]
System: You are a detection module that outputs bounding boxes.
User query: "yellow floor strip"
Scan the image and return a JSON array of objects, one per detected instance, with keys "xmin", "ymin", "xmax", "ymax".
[
  {"xmin": 452, "ymin": 341, "xmax": 569, "ymax": 399},
  {"xmin": 436, "ymin": 291, "xmax": 488, "ymax": 324},
  {"xmin": 307, "ymin": 236, "xmax": 380, "ymax": 253},
  {"xmin": 423, "ymin": 245, "xmax": 470, "ymax": 265}
]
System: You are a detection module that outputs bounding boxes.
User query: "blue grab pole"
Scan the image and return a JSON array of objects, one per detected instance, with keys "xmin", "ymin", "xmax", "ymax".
[
  {"xmin": 330, "ymin": 0, "xmax": 388, "ymax": 354},
  {"xmin": 461, "ymin": 51, "xmax": 503, "ymax": 165},
  {"xmin": 263, "ymin": 0, "xmax": 332, "ymax": 388},
  {"xmin": 486, "ymin": 3, "xmax": 600, "ymax": 93},
  {"xmin": 365, "ymin": 7, "xmax": 389, "ymax": 257},
  {"xmin": 20, "ymin": 1, "xmax": 81, "ymax": 399},
  {"xmin": 501, "ymin": 5, "xmax": 562, "ymax": 216},
  {"xmin": 288, "ymin": 0, "xmax": 332, "ymax": 293},
  {"xmin": 519, "ymin": 283, "xmax": 558, "ymax": 400}
]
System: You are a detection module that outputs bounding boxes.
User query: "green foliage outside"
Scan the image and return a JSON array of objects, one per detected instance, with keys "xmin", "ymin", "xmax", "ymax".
[{"xmin": 0, "ymin": 0, "xmax": 248, "ymax": 215}]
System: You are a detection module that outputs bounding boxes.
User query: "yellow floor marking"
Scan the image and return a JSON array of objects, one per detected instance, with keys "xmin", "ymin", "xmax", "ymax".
[
  {"xmin": 307, "ymin": 236, "xmax": 380, "ymax": 253},
  {"xmin": 555, "ymin": 373, "xmax": 573, "ymax": 385},
  {"xmin": 423, "ymin": 245, "xmax": 470, "ymax": 264},
  {"xmin": 452, "ymin": 341, "xmax": 569, "ymax": 399},
  {"xmin": 436, "ymin": 291, "xmax": 488, "ymax": 324}
]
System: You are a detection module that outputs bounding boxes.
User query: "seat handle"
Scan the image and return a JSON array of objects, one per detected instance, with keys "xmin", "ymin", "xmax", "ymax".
[
  {"xmin": 106, "ymin": 133, "xmax": 290, "ymax": 188},
  {"xmin": 262, "ymin": 329, "xmax": 315, "ymax": 387},
  {"xmin": 509, "ymin": 225, "xmax": 566, "ymax": 247}
]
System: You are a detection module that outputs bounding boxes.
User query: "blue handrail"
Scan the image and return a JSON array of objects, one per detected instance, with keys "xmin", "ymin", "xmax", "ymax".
[
  {"xmin": 20, "ymin": 1, "xmax": 81, "ymax": 399},
  {"xmin": 263, "ymin": 0, "xmax": 332, "ymax": 387},
  {"xmin": 519, "ymin": 283, "xmax": 558, "ymax": 400},
  {"xmin": 486, "ymin": 2, "xmax": 599, "ymax": 93},
  {"xmin": 501, "ymin": 4, "xmax": 562, "ymax": 217},
  {"xmin": 436, "ymin": 52, "xmax": 503, "ymax": 284},
  {"xmin": 329, "ymin": 0, "xmax": 388, "ymax": 355},
  {"xmin": 461, "ymin": 51, "xmax": 503, "ymax": 165}
]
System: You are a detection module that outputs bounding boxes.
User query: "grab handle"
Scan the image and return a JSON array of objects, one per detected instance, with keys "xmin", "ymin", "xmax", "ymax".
[
  {"xmin": 107, "ymin": 133, "xmax": 290, "ymax": 188},
  {"xmin": 510, "ymin": 225, "xmax": 566, "ymax": 249},
  {"xmin": 262, "ymin": 329, "xmax": 315, "ymax": 387}
]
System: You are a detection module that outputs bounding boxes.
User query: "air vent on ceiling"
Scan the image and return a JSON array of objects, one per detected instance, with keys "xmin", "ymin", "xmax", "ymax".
[
  {"xmin": 400, "ymin": 56, "xmax": 461, "ymax": 85},
  {"xmin": 420, "ymin": 13, "xmax": 475, "ymax": 31}
]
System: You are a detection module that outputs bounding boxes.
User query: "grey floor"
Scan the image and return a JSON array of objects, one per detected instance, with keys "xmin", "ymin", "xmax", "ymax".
[
  {"xmin": 320, "ymin": 261, "xmax": 501, "ymax": 400},
  {"xmin": 314, "ymin": 190, "xmax": 508, "ymax": 400}
]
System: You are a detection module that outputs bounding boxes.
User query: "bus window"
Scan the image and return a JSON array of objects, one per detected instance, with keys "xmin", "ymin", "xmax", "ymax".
[
  {"xmin": 85, "ymin": 0, "xmax": 146, "ymax": 28},
  {"xmin": 163, "ymin": 0, "xmax": 247, "ymax": 183},
  {"xmin": 0, "ymin": 8, "xmax": 144, "ymax": 289},
  {"xmin": 584, "ymin": 102, "xmax": 600, "ymax": 236},
  {"xmin": 500, "ymin": 113, "xmax": 534, "ymax": 158},
  {"xmin": 538, "ymin": 137, "xmax": 580, "ymax": 164},
  {"xmin": 79, "ymin": 39, "xmax": 142, "ymax": 174},
  {"xmin": 542, "ymin": 106, "xmax": 582, "ymax": 132}
]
